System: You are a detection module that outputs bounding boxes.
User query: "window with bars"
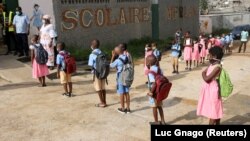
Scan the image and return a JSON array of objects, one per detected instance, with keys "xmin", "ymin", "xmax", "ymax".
[
  {"xmin": 61, "ymin": 0, "xmax": 110, "ymax": 4},
  {"xmin": 117, "ymin": 0, "xmax": 148, "ymax": 2}
]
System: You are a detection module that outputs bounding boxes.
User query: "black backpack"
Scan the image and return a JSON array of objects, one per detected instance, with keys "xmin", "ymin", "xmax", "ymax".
[
  {"xmin": 93, "ymin": 52, "xmax": 110, "ymax": 80},
  {"xmin": 34, "ymin": 44, "xmax": 48, "ymax": 65}
]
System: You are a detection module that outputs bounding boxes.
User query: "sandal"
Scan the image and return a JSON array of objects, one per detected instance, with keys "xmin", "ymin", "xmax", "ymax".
[
  {"xmin": 95, "ymin": 103, "xmax": 106, "ymax": 108},
  {"xmin": 185, "ymin": 67, "xmax": 188, "ymax": 70}
]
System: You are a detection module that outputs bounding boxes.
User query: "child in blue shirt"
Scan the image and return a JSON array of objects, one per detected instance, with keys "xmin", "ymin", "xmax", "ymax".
[
  {"xmin": 171, "ymin": 40, "xmax": 181, "ymax": 74},
  {"xmin": 110, "ymin": 46, "xmax": 131, "ymax": 114},
  {"xmin": 146, "ymin": 55, "xmax": 165, "ymax": 124}
]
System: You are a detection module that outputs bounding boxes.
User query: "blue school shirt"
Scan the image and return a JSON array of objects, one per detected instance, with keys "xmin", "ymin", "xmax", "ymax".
[
  {"xmin": 88, "ymin": 49, "xmax": 102, "ymax": 69},
  {"xmin": 225, "ymin": 35, "xmax": 230, "ymax": 44},
  {"xmin": 147, "ymin": 65, "xmax": 163, "ymax": 88},
  {"xmin": 13, "ymin": 14, "xmax": 30, "ymax": 34},
  {"xmin": 171, "ymin": 44, "xmax": 180, "ymax": 57},
  {"xmin": 110, "ymin": 54, "xmax": 127, "ymax": 85},
  {"xmin": 56, "ymin": 50, "xmax": 66, "ymax": 71},
  {"xmin": 241, "ymin": 31, "xmax": 249, "ymax": 42}
]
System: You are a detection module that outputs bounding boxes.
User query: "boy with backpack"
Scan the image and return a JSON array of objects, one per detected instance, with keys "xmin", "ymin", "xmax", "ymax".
[
  {"xmin": 88, "ymin": 39, "xmax": 109, "ymax": 108},
  {"xmin": 56, "ymin": 42, "xmax": 76, "ymax": 97},
  {"xmin": 110, "ymin": 46, "xmax": 134, "ymax": 114},
  {"xmin": 146, "ymin": 55, "xmax": 172, "ymax": 124}
]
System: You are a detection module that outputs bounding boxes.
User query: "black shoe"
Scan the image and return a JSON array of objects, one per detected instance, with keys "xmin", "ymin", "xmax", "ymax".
[
  {"xmin": 117, "ymin": 108, "xmax": 126, "ymax": 114},
  {"xmin": 18, "ymin": 54, "xmax": 24, "ymax": 57},
  {"xmin": 68, "ymin": 93, "xmax": 72, "ymax": 97},
  {"xmin": 172, "ymin": 71, "xmax": 176, "ymax": 74},
  {"xmin": 125, "ymin": 108, "xmax": 131, "ymax": 114},
  {"xmin": 176, "ymin": 71, "xmax": 179, "ymax": 74}
]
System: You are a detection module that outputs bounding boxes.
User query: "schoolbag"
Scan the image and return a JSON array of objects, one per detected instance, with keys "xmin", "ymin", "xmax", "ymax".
[
  {"xmin": 34, "ymin": 44, "xmax": 48, "ymax": 65},
  {"xmin": 218, "ymin": 68, "xmax": 233, "ymax": 98},
  {"xmin": 60, "ymin": 52, "xmax": 77, "ymax": 74},
  {"xmin": 119, "ymin": 57, "xmax": 134, "ymax": 87},
  {"xmin": 93, "ymin": 52, "xmax": 110, "ymax": 80},
  {"xmin": 149, "ymin": 70, "xmax": 172, "ymax": 102}
]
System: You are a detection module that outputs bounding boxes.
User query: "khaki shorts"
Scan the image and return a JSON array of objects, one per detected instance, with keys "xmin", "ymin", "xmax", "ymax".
[
  {"xmin": 172, "ymin": 57, "xmax": 179, "ymax": 66},
  {"xmin": 93, "ymin": 75, "xmax": 106, "ymax": 91},
  {"xmin": 60, "ymin": 71, "xmax": 72, "ymax": 84}
]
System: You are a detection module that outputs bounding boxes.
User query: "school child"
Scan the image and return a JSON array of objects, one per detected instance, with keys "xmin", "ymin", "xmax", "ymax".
[
  {"xmin": 30, "ymin": 35, "xmax": 49, "ymax": 87},
  {"xmin": 192, "ymin": 39, "xmax": 200, "ymax": 67},
  {"xmin": 144, "ymin": 43, "xmax": 153, "ymax": 75},
  {"xmin": 110, "ymin": 46, "xmax": 131, "ymax": 114},
  {"xmin": 183, "ymin": 31, "xmax": 193, "ymax": 71},
  {"xmin": 56, "ymin": 42, "xmax": 73, "ymax": 97},
  {"xmin": 224, "ymin": 34, "xmax": 231, "ymax": 54},
  {"xmin": 214, "ymin": 36, "xmax": 221, "ymax": 47},
  {"xmin": 88, "ymin": 39, "xmax": 107, "ymax": 107},
  {"xmin": 197, "ymin": 46, "xmax": 224, "ymax": 125},
  {"xmin": 146, "ymin": 55, "xmax": 165, "ymax": 124},
  {"xmin": 152, "ymin": 42, "xmax": 162, "ymax": 66},
  {"xmin": 199, "ymin": 35, "xmax": 207, "ymax": 64},
  {"xmin": 206, "ymin": 35, "xmax": 214, "ymax": 60},
  {"xmin": 171, "ymin": 40, "xmax": 181, "ymax": 74}
]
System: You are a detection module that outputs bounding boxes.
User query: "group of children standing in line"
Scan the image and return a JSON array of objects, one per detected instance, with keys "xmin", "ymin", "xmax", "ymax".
[
  {"xmin": 169, "ymin": 31, "xmax": 234, "ymax": 74},
  {"xmin": 29, "ymin": 29, "xmax": 234, "ymax": 125}
]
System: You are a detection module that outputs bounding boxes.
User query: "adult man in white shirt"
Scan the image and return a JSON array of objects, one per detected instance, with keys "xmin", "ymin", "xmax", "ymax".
[{"xmin": 13, "ymin": 6, "xmax": 30, "ymax": 57}]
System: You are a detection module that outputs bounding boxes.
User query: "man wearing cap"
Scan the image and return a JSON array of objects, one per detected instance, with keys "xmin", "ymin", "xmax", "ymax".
[{"xmin": 13, "ymin": 6, "xmax": 30, "ymax": 57}]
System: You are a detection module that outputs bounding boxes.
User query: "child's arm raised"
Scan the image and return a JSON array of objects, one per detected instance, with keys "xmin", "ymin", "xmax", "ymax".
[{"xmin": 202, "ymin": 66, "xmax": 221, "ymax": 83}]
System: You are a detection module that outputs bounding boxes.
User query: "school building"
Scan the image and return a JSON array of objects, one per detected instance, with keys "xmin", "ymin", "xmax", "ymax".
[{"xmin": 6, "ymin": 0, "xmax": 199, "ymax": 48}]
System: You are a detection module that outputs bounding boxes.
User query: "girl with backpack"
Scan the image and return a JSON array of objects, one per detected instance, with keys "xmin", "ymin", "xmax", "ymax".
[
  {"xmin": 197, "ymin": 46, "xmax": 224, "ymax": 125},
  {"xmin": 30, "ymin": 35, "xmax": 49, "ymax": 87},
  {"xmin": 183, "ymin": 31, "xmax": 193, "ymax": 71}
]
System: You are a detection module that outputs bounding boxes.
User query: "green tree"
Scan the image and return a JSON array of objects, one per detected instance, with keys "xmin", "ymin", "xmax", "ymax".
[{"xmin": 200, "ymin": 0, "xmax": 208, "ymax": 10}]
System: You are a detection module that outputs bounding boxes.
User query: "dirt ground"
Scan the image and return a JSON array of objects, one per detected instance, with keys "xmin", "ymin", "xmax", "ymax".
[{"xmin": 0, "ymin": 42, "xmax": 250, "ymax": 141}]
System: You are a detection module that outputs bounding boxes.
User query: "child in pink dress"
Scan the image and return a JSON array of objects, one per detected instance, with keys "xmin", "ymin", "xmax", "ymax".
[
  {"xmin": 30, "ymin": 35, "xmax": 49, "ymax": 87},
  {"xmin": 199, "ymin": 36, "xmax": 207, "ymax": 64},
  {"xmin": 184, "ymin": 31, "xmax": 193, "ymax": 71},
  {"xmin": 192, "ymin": 39, "xmax": 200, "ymax": 67},
  {"xmin": 197, "ymin": 46, "xmax": 224, "ymax": 125},
  {"xmin": 144, "ymin": 43, "xmax": 153, "ymax": 75}
]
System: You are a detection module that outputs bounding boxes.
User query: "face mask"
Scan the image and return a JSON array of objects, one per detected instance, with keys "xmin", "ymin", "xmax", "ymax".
[
  {"xmin": 42, "ymin": 20, "xmax": 46, "ymax": 24},
  {"xmin": 145, "ymin": 47, "xmax": 148, "ymax": 51},
  {"xmin": 16, "ymin": 11, "xmax": 20, "ymax": 15}
]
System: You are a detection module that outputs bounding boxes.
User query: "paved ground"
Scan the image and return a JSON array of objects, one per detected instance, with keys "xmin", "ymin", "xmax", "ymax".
[{"xmin": 0, "ymin": 43, "xmax": 250, "ymax": 141}]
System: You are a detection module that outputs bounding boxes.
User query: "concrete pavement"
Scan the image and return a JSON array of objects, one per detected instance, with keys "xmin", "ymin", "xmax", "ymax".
[{"xmin": 0, "ymin": 49, "xmax": 250, "ymax": 141}]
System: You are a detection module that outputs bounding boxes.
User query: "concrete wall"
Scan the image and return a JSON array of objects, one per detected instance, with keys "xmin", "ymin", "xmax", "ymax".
[
  {"xmin": 159, "ymin": 0, "xmax": 199, "ymax": 38},
  {"xmin": 20, "ymin": 0, "xmax": 200, "ymax": 48},
  {"xmin": 18, "ymin": 0, "xmax": 55, "ymax": 35},
  {"xmin": 200, "ymin": 13, "xmax": 250, "ymax": 33},
  {"xmin": 53, "ymin": 0, "xmax": 151, "ymax": 47}
]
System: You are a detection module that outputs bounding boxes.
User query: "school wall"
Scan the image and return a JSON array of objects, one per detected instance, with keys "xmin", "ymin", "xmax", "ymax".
[
  {"xmin": 52, "ymin": 0, "xmax": 199, "ymax": 48},
  {"xmin": 200, "ymin": 13, "xmax": 250, "ymax": 34},
  {"xmin": 53, "ymin": 0, "xmax": 151, "ymax": 48},
  {"xmin": 159, "ymin": 0, "xmax": 200, "ymax": 38}
]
